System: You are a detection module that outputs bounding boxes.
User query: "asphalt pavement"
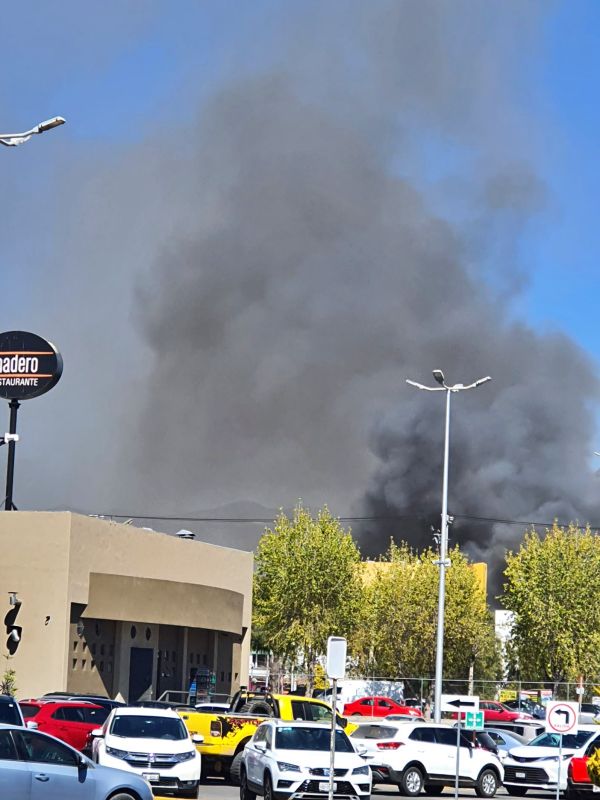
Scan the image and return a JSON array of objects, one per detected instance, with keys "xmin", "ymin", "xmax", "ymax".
[{"xmin": 154, "ymin": 778, "xmax": 548, "ymax": 800}]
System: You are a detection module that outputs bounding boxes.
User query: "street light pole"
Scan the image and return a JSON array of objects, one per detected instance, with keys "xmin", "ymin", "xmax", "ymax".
[
  {"xmin": 0, "ymin": 116, "xmax": 65, "ymax": 147},
  {"xmin": 407, "ymin": 370, "xmax": 491, "ymax": 723}
]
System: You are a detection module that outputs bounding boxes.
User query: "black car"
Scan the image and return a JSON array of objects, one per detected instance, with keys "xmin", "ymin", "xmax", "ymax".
[{"xmin": 0, "ymin": 695, "xmax": 24, "ymax": 726}]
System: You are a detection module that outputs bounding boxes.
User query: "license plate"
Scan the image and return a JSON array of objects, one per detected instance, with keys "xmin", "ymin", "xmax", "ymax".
[
  {"xmin": 142, "ymin": 772, "xmax": 160, "ymax": 782},
  {"xmin": 319, "ymin": 782, "xmax": 337, "ymax": 792},
  {"xmin": 515, "ymin": 773, "xmax": 526, "ymax": 779}
]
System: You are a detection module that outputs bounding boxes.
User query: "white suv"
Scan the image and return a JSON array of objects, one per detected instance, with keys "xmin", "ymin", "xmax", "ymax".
[
  {"xmin": 91, "ymin": 706, "xmax": 203, "ymax": 798},
  {"xmin": 241, "ymin": 720, "xmax": 372, "ymax": 800},
  {"xmin": 351, "ymin": 721, "xmax": 503, "ymax": 797}
]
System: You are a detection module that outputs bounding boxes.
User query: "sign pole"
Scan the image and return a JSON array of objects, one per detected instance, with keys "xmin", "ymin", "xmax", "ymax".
[
  {"xmin": 4, "ymin": 399, "xmax": 20, "ymax": 510},
  {"xmin": 328, "ymin": 677, "xmax": 337, "ymax": 800},
  {"xmin": 556, "ymin": 733, "xmax": 562, "ymax": 800},
  {"xmin": 455, "ymin": 710, "xmax": 461, "ymax": 800}
]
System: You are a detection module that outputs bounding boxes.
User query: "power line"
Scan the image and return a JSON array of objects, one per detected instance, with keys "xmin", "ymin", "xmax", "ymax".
[{"xmin": 90, "ymin": 510, "xmax": 600, "ymax": 531}]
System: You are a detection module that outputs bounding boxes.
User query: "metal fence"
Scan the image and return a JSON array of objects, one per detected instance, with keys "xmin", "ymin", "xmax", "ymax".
[{"xmin": 259, "ymin": 672, "xmax": 600, "ymax": 704}]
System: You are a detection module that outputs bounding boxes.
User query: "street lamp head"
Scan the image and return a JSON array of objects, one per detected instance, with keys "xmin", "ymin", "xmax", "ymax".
[
  {"xmin": 432, "ymin": 369, "xmax": 445, "ymax": 386},
  {"xmin": 36, "ymin": 117, "xmax": 66, "ymax": 133},
  {"xmin": 473, "ymin": 376, "xmax": 492, "ymax": 388}
]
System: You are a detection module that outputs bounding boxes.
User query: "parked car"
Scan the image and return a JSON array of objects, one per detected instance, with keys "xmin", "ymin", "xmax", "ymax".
[
  {"xmin": 0, "ymin": 695, "xmax": 26, "ymax": 727},
  {"xmin": 0, "ymin": 723, "xmax": 153, "ymax": 799},
  {"xmin": 351, "ymin": 720, "xmax": 503, "ymax": 797},
  {"xmin": 483, "ymin": 728, "xmax": 527, "ymax": 760},
  {"xmin": 502, "ymin": 726, "xmax": 600, "ymax": 795},
  {"xmin": 344, "ymin": 696, "xmax": 423, "ymax": 719},
  {"xmin": 451, "ymin": 725, "xmax": 499, "ymax": 756},
  {"xmin": 466, "ymin": 701, "xmax": 533, "ymax": 723},
  {"xmin": 240, "ymin": 719, "xmax": 371, "ymax": 800},
  {"xmin": 194, "ymin": 702, "xmax": 231, "ymax": 713},
  {"xmin": 91, "ymin": 705, "xmax": 203, "ymax": 798},
  {"xmin": 578, "ymin": 704, "xmax": 600, "ymax": 725},
  {"xmin": 503, "ymin": 700, "xmax": 545, "ymax": 720},
  {"xmin": 41, "ymin": 692, "xmax": 125, "ymax": 713},
  {"xmin": 18, "ymin": 700, "xmax": 109, "ymax": 752},
  {"xmin": 568, "ymin": 735, "xmax": 600, "ymax": 796},
  {"xmin": 484, "ymin": 721, "xmax": 545, "ymax": 743}
]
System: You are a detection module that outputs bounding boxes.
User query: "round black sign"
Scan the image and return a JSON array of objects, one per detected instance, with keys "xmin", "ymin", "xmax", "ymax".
[{"xmin": 0, "ymin": 331, "xmax": 63, "ymax": 400}]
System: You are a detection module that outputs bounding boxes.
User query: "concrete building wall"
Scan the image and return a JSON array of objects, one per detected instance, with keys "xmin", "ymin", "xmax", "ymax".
[
  {"xmin": 0, "ymin": 512, "xmax": 253, "ymax": 700},
  {"xmin": 0, "ymin": 513, "xmax": 72, "ymax": 698}
]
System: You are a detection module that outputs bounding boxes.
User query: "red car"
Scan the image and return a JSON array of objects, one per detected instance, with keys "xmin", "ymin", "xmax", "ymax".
[
  {"xmin": 19, "ymin": 700, "xmax": 109, "ymax": 751},
  {"xmin": 478, "ymin": 700, "xmax": 533, "ymax": 722},
  {"xmin": 343, "ymin": 696, "xmax": 423, "ymax": 718},
  {"xmin": 568, "ymin": 738, "xmax": 600, "ymax": 795}
]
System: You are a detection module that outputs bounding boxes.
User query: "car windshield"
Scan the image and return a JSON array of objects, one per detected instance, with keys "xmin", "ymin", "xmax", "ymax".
[
  {"xmin": 276, "ymin": 728, "xmax": 354, "ymax": 752},
  {"xmin": 110, "ymin": 715, "xmax": 188, "ymax": 740},
  {"xmin": 0, "ymin": 701, "xmax": 21, "ymax": 725},
  {"xmin": 529, "ymin": 731, "xmax": 594, "ymax": 749}
]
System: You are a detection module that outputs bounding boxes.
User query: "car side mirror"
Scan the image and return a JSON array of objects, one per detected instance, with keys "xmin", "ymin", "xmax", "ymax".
[
  {"xmin": 91, "ymin": 728, "xmax": 104, "ymax": 738},
  {"xmin": 77, "ymin": 754, "xmax": 88, "ymax": 770},
  {"xmin": 255, "ymin": 742, "xmax": 267, "ymax": 753},
  {"xmin": 25, "ymin": 720, "xmax": 38, "ymax": 730},
  {"xmin": 337, "ymin": 716, "xmax": 348, "ymax": 729},
  {"xmin": 191, "ymin": 734, "xmax": 204, "ymax": 744}
]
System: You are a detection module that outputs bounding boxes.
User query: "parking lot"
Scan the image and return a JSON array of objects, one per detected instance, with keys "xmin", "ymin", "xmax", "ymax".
[{"xmin": 155, "ymin": 779, "xmax": 548, "ymax": 800}]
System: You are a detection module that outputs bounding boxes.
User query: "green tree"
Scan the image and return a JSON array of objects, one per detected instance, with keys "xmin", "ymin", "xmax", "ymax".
[
  {"xmin": 502, "ymin": 523, "xmax": 600, "ymax": 692},
  {"xmin": 351, "ymin": 543, "xmax": 500, "ymax": 688},
  {"xmin": 253, "ymin": 505, "xmax": 362, "ymax": 694}
]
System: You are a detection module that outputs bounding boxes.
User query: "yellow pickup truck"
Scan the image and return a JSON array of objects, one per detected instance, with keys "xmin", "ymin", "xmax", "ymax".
[{"xmin": 179, "ymin": 689, "xmax": 353, "ymax": 783}]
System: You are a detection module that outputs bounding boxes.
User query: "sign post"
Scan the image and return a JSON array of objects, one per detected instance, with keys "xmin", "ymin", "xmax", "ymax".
[
  {"xmin": 326, "ymin": 637, "xmax": 347, "ymax": 800},
  {"xmin": 545, "ymin": 701, "xmax": 579, "ymax": 800},
  {"xmin": 441, "ymin": 695, "xmax": 480, "ymax": 800},
  {"xmin": 0, "ymin": 331, "xmax": 62, "ymax": 510}
]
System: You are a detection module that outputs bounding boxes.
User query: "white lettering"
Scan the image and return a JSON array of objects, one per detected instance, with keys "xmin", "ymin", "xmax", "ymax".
[{"xmin": 0, "ymin": 355, "xmax": 40, "ymax": 374}]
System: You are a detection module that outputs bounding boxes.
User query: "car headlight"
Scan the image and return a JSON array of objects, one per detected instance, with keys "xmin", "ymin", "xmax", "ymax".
[
  {"xmin": 105, "ymin": 746, "xmax": 128, "ymax": 759},
  {"xmin": 277, "ymin": 761, "xmax": 301, "ymax": 772},
  {"xmin": 174, "ymin": 751, "xmax": 197, "ymax": 762},
  {"xmin": 352, "ymin": 766, "xmax": 370, "ymax": 775}
]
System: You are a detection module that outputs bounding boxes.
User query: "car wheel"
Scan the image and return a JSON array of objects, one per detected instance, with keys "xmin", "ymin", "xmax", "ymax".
[
  {"xmin": 475, "ymin": 769, "xmax": 498, "ymax": 798},
  {"xmin": 264, "ymin": 772, "xmax": 274, "ymax": 800},
  {"xmin": 108, "ymin": 794, "xmax": 137, "ymax": 800},
  {"xmin": 508, "ymin": 788, "xmax": 528, "ymax": 796},
  {"xmin": 229, "ymin": 751, "xmax": 245, "ymax": 785},
  {"xmin": 424, "ymin": 785, "xmax": 444, "ymax": 795},
  {"xmin": 240, "ymin": 768, "xmax": 257, "ymax": 800},
  {"xmin": 399, "ymin": 765, "xmax": 424, "ymax": 796}
]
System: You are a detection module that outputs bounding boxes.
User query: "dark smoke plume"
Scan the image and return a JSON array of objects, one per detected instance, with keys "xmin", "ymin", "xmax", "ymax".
[
  {"xmin": 6, "ymin": 1, "xmax": 599, "ymax": 596},
  {"xmin": 126, "ymin": 0, "xmax": 600, "ymax": 594}
]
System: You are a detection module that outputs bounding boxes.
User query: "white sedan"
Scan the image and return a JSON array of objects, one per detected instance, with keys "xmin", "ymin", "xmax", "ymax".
[{"xmin": 241, "ymin": 720, "xmax": 372, "ymax": 800}]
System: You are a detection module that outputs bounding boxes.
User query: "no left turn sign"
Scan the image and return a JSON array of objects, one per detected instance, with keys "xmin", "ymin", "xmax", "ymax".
[{"xmin": 545, "ymin": 701, "xmax": 579, "ymax": 735}]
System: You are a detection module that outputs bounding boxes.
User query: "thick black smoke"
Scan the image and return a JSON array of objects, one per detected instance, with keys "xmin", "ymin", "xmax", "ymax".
[
  {"xmin": 5, "ymin": 1, "xmax": 599, "ymax": 595},
  {"xmin": 127, "ymin": 0, "xmax": 600, "ymax": 593}
]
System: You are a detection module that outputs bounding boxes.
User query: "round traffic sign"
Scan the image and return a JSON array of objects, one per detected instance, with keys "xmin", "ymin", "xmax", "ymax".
[{"xmin": 546, "ymin": 702, "xmax": 579, "ymax": 734}]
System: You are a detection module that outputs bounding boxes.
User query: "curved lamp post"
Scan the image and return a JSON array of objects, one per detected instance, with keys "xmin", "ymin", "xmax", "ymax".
[
  {"xmin": 406, "ymin": 370, "xmax": 491, "ymax": 722},
  {"xmin": 0, "ymin": 116, "xmax": 65, "ymax": 147}
]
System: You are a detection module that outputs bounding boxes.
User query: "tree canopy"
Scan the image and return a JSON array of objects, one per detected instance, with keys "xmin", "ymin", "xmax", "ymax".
[
  {"xmin": 351, "ymin": 542, "xmax": 500, "ymax": 685},
  {"xmin": 252, "ymin": 504, "xmax": 362, "ymax": 690},
  {"xmin": 502, "ymin": 523, "xmax": 600, "ymax": 690}
]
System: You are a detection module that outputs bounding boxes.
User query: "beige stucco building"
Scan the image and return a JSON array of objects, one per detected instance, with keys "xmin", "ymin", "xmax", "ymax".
[{"xmin": 0, "ymin": 512, "xmax": 253, "ymax": 702}]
